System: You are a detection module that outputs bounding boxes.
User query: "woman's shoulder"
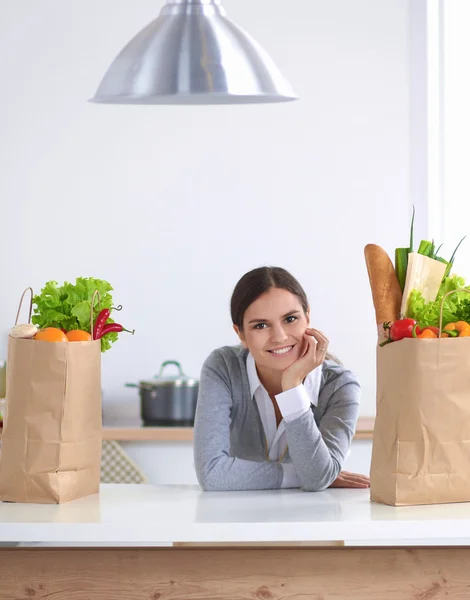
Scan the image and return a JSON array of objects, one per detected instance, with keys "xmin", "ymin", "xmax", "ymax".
[
  {"xmin": 200, "ymin": 345, "xmax": 248, "ymax": 391},
  {"xmin": 203, "ymin": 344, "xmax": 248, "ymax": 373},
  {"xmin": 321, "ymin": 358, "xmax": 360, "ymax": 388}
]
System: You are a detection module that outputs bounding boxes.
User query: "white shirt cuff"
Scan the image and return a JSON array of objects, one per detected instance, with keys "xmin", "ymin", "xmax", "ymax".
[
  {"xmin": 281, "ymin": 463, "xmax": 301, "ymax": 488},
  {"xmin": 275, "ymin": 384, "xmax": 311, "ymax": 423}
]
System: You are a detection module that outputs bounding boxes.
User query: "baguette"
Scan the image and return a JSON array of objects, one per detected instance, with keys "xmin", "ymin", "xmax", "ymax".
[{"xmin": 364, "ymin": 244, "xmax": 402, "ymax": 326}]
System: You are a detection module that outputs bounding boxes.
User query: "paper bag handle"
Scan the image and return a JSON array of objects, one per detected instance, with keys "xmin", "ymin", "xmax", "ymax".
[
  {"xmin": 15, "ymin": 287, "xmax": 33, "ymax": 325},
  {"xmin": 14, "ymin": 288, "xmax": 102, "ymax": 338},
  {"xmin": 90, "ymin": 290, "xmax": 101, "ymax": 341},
  {"xmin": 438, "ymin": 287, "xmax": 470, "ymax": 338}
]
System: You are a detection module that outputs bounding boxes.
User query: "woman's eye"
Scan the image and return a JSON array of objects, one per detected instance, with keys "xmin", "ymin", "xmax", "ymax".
[
  {"xmin": 285, "ymin": 315, "xmax": 297, "ymax": 324},
  {"xmin": 254, "ymin": 323, "xmax": 267, "ymax": 330}
]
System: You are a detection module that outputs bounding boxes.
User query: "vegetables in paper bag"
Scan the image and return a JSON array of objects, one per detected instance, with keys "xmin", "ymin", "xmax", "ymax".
[
  {"xmin": 32, "ymin": 278, "xmax": 134, "ymax": 352},
  {"xmin": 407, "ymin": 274, "xmax": 469, "ymax": 328},
  {"xmin": 367, "ymin": 208, "xmax": 469, "ymax": 344}
]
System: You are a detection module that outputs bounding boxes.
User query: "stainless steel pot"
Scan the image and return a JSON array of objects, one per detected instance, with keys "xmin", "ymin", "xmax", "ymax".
[{"xmin": 126, "ymin": 360, "xmax": 198, "ymax": 427}]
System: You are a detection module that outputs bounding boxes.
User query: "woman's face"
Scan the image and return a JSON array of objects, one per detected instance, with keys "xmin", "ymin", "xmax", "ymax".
[{"xmin": 234, "ymin": 287, "xmax": 310, "ymax": 372}]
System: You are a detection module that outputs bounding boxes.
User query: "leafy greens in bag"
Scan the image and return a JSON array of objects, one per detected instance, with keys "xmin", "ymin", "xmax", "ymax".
[
  {"xmin": 32, "ymin": 277, "xmax": 119, "ymax": 352},
  {"xmin": 407, "ymin": 274, "xmax": 470, "ymax": 328}
]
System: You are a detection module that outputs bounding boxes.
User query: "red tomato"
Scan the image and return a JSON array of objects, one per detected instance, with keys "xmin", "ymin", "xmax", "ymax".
[{"xmin": 389, "ymin": 318, "xmax": 417, "ymax": 341}]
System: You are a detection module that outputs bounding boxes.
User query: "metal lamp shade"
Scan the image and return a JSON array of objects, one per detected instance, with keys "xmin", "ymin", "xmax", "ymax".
[{"xmin": 90, "ymin": 0, "xmax": 298, "ymax": 105}]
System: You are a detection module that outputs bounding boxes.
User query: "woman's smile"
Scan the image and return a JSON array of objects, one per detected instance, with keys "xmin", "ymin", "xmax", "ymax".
[{"xmin": 268, "ymin": 344, "xmax": 295, "ymax": 356}]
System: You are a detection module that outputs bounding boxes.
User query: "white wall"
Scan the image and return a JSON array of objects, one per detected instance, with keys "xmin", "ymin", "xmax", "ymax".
[
  {"xmin": 442, "ymin": 0, "xmax": 470, "ymax": 273},
  {"xmin": 0, "ymin": 0, "xmax": 412, "ymax": 417}
]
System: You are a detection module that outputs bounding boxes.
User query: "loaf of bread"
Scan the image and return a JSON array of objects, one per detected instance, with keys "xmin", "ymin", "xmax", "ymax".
[{"xmin": 364, "ymin": 244, "xmax": 402, "ymax": 326}]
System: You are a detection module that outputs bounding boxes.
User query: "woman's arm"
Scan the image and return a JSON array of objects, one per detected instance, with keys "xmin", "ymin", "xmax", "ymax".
[
  {"xmin": 280, "ymin": 370, "xmax": 360, "ymax": 491},
  {"xmin": 193, "ymin": 351, "xmax": 283, "ymax": 491}
]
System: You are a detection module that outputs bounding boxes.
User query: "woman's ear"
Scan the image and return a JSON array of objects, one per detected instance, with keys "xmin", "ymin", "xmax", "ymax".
[
  {"xmin": 306, "ymin": 307, "xmax": 311, "ymax": 326},
  {"xmin": 233, "ymin": 324, "xmax": 247, "ymax": 348}
]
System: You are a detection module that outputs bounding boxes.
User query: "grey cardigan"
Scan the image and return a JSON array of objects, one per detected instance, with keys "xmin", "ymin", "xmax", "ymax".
[{"xmin": 193, "ymin": 345, "xmax": 360, "ymax": 492}]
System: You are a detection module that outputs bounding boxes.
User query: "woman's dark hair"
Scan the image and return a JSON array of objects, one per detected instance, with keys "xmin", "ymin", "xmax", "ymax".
[{"xmin": 230, "ymin": 266, "xmax": 308, "ymax": 331}]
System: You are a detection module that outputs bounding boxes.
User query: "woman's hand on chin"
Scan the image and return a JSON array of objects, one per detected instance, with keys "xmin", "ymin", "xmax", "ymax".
[{"xmin": 281, "ymin": 328, "xmax": 329, "ymax": 391}]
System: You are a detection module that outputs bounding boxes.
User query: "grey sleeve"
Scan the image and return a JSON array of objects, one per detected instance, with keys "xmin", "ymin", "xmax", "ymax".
[
  {"xmin": 193, "ymin": 351, "xmax": 283, "ymax": 491},
  {"xmin": 284, "ymin": 369, "xmax": 360, "ymax": 492}
]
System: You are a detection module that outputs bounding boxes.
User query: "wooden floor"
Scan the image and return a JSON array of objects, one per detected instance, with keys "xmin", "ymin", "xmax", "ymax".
[{"xmin": 1, "ymin": 546, "xmax": 469, "ymax": 599}]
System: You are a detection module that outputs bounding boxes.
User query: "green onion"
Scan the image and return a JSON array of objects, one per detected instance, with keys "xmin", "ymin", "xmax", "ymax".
[
  {"xmin": 418, "ymin": 240, "xmax": 433, "ymax": 257},
  {"xmin": 444, "ymin": 235, "xmax": 467, "ymax": 279},
  {"xmin": 395, "ymin": 248, "xmax": 409, "ymax": 292},
  {"xmin": 394, "ymin": 205, "xmax": 416, "ymax": 292},
  {"xmin": 434, "ymin": 243, "xmax": 444, "ymax": 258}
]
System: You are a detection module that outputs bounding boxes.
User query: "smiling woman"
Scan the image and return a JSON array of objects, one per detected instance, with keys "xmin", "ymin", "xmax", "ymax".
[{"xmin": 193, "ymin": 266, "xmax": 370, "ymax": 492}]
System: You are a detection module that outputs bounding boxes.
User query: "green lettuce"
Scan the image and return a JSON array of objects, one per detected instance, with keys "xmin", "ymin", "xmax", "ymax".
[
  {"xmin": 407, "ymin": 274, "xmax": 469, "ymax": 328},
  {"xmin": 32, "ymin": 277, "xmax": 119, "ymax": 352}
]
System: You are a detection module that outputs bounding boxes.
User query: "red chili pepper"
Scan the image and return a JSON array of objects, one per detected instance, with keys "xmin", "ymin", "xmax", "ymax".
[
  {"xmin": 93, "ymin": 309, "xmax": 111, "ymax": 340},
  {"xmin": 93, "ymin": 305, "xmax": 122, "ymax": 339},
  {"xmin": 98, "ymin": 322, "xmax": 135, "ymax": 339}
]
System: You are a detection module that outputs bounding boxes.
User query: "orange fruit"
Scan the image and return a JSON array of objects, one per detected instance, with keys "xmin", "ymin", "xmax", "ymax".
[
  {"xmin": 66, "ymin": 330, "xmax": 92, "ymax": 342},
  {"xmin": 34, "ymin": 327, "xmax": 68, "ymax": 342}
]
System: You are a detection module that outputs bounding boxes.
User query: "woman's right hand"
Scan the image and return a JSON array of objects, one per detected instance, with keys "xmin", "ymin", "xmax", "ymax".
[
  {"xmin": 328, "ymin": 471, "xmax": 370, "ymax": 488},
  {"xmin": 281, "ymin": 327, "xmax": 329, "ymax": 391}
]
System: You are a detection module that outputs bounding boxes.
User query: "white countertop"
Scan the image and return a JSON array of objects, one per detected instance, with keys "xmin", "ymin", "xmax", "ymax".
[{"xmin": 1, "ymin": 484, "xmax": 470, "ymax": 546}]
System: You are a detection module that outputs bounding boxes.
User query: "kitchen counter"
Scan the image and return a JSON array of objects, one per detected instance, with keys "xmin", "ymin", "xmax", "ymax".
[
  {"xmin": 1, "ymin": 484, "xmax": 470, "ymax": 599},
  {"xmin": 102, "ymin": 416, "xmax": 376, "ymax": 441},
  {"xmin": 0, "ymin": 485, "xmax": 470, "ymax": 600},
  {"xmin": 0, "ymin": 483, "xmax": 469, "ymax": 545}
]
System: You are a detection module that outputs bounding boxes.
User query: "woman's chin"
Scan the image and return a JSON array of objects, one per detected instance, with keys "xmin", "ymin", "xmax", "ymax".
[{"xmin": 266, "ymin": 349, "xmax": 300, "ymax": 369}]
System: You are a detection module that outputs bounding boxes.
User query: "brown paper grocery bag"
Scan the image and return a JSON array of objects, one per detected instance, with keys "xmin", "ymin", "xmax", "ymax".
[
  {"xmin": 371, "ymin": 290, "xmax": 470, "ymax": 506},
  {"xmin": 0, "ymin": 288, "xmax": 102, "ymax": 504}
]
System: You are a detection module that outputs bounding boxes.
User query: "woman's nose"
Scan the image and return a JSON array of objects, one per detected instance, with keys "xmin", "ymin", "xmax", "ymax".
[{"xmin": 270, "ymin": 324, "xmax": 288, "ymax": 343}]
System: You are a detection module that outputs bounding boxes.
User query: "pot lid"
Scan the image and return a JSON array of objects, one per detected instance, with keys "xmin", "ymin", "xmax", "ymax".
[{"xmin": 141, "ymin": 360, "xmax": 198, "ymax": 388}]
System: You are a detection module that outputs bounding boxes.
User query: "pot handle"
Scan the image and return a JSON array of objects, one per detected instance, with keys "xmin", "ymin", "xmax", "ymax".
[{"xmin": 156, "ymin": 360, "xmax": 185, "ymax": 378}]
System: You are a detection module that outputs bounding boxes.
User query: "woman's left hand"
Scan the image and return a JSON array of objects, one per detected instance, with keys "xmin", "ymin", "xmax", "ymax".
[
  {"xmin": 281, "ymin": 327, "xmax": 329, "ymax": 391},
  {"xmin": 328, "ymin": 471, "xmax": 370, "ymax": 488}
]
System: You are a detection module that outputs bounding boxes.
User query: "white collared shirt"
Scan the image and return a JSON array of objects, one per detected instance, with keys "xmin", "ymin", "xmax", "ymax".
[{"xmin": 246, "ymin": 353, "xmax": 322, "ymax": 488}]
